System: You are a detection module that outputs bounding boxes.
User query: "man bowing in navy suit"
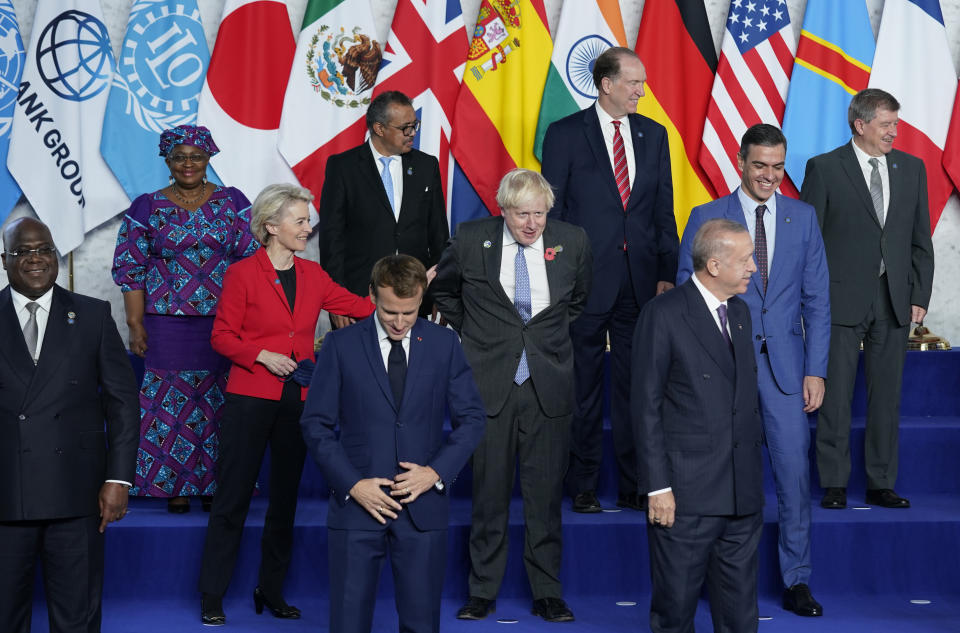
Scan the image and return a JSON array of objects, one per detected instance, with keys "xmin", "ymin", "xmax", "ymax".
[
  {"xmin": 634, "ymin": 219, "xmax": 763, "ymax": 633},
  {"xmin": 542, "ymin": 47, "xmax": 677, "ymax": 513},
  {"xmin": 300, "ymin": 254, "xmax": 486, "ymax": 633},
  {"xmin": 677, "ymin": 124, "xmax": 830, "ymax": 617}
]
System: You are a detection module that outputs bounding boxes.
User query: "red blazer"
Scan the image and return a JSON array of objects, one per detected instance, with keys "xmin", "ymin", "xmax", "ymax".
[{"xmin": 212, "ymin": 248, "xmax": 375, "ymax": 400}]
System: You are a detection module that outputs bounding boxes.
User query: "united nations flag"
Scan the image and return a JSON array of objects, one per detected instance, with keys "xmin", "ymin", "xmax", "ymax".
[{"xmin": 0, "ymin": 0, "xmax": 24, "ymax": 223}]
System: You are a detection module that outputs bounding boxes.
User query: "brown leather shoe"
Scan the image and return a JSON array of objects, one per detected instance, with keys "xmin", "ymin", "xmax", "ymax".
[{"xmin": 865, "ymin": 488, "xmax": 910, "ymax": 508}]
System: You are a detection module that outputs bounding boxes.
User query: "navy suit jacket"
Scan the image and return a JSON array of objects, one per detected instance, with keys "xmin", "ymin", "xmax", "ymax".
[
  {"xmin": 632, "ymin": 280, "xmax": 763, "ymax": 517},
  {"xmin": 300, "ymin": 316, "xmax": 486, "ymax": 531},
  {"xmin": 677, "ymin": 192, "xmax": 831, "ymax": 394},
  {"xmin": 542, "ymin": 106, "xmax": 677, "ymax": 312}
]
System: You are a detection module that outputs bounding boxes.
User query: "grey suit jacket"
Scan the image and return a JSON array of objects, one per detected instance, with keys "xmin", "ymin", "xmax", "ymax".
[
  {"xmin": 800, "ymin": 142, "xmax": 934, "ymax": 327},
  {"xmin": 432, "ymin": 217, "xmax": 592, "ymax": 417}
]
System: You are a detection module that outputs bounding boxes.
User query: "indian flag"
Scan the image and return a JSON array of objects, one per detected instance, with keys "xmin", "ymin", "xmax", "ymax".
[
  {"xmin": 277, "ymin": 0, "xmax": 380, "ymax": 207},
  {"xmin": 533, "ymin": 0, "xmax": 626, "ymax": 160}
]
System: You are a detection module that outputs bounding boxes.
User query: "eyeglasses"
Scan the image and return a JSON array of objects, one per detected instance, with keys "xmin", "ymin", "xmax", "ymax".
[
  {"xmin": 168, "ymin": 153, "xmax": 209, "ymax": 165},
  {"xmin": 384, "ymin": 120, "xmax": 421, "ymax": 136},
  {"xmin": 4, "ymin": 246, "xmax": 57, "ymax": 258}
]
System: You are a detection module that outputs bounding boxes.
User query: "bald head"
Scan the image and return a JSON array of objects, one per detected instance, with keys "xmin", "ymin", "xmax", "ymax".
[{"xmin": 2, "ymin": 217, "xmax": 59, "ymax": 299}]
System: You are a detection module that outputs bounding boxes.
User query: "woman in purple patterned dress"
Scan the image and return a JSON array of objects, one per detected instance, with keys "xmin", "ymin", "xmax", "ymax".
[{"xmin": 112, "ymin": 125, "xmax": 259, "ymax": 513}]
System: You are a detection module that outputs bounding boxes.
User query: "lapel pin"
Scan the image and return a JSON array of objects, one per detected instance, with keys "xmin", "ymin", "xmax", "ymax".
[
  {"xmin": 483, "ymin": 240, "xmax": 492, "ymax": 248},
  {"xmin": 407, "ymin": 166, "xmax": 414, "ymax": 176},
  {"xmin": 417, "ymin": 336, "xmax": 422, "ymax": 342},
  {"xmin": 785, "ymin": 217, "xmax": 791, "ymax": 223},
  {"xmin": 892, "ymin": 163, "xmax": 898, "ymax": 169},
  {"xmin": 636, "ymin": 132, "xmax": 644, "ymax": 138},
  {"xmin": 274, "ymin": 279, "xmax": 280, "ymax": 284},
  {"xmin": 737, "ymin": 323, "xmax": 743, "ymax": 330},
  {"xmin": 67, "ymin": 311, "xmax": 76, "ymax": 324}
]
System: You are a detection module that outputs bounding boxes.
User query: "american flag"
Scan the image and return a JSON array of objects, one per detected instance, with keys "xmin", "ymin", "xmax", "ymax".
[{"xmin": 699, "ymin": 0, "xmax": 797, "ymax": 197}]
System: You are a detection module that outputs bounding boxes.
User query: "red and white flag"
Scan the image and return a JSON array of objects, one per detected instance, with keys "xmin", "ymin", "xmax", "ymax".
[
  {"xmin": 197, "ymin": 0, "xmax": 300, "ymax": 210},
  {"xmin": 699, "ymin": 0, "xmax": 797, "ymax": 197},
  {"xmin": 869, "ymin": 0, "xmax": 956, "ymax": 231},
  {"xmin": 943, "ymin": 81, "xmax": 960, "ymax": 201}
]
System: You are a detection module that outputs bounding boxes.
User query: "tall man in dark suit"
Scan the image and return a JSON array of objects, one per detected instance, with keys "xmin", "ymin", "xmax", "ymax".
[
  {"xmin": 634, "ymin": 219, "xmax": 763, "ymax": 633},
  {"xmin": 801, "ymin": 89, "xmax": 935, "ymax": 510},
  {"xmin": 433, "ymin": 169, "xmax": 592, "ymax": 623},
  {"xmin": 678, "ymin": 124, "xmax": 830, "ymax": 617},
  {"xmin": 300, "ymin": 255, "xmax": 486, "ymax": 633},
  {"xmin": 0, "ymin": 217, "xmax": 139, "ymax": 633},
  {"xmin": 319, "ymin": 90, "xmax": 448, "ymax": 325},
  {"xmin": 542, "ymin": 47, "xmax": 677, "ymax": 513}
]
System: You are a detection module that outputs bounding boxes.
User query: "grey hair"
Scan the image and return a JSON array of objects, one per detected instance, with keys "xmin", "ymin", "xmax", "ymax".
[
  {"xmin": 848, "ymin": 88, "xmax": 900, "ymax": 134},
  {"xmin": 250, "ymin": 183, "xmax": 314, "ymax": 244},
  {"xmin": 692, "ymin": 219, "xmax": 749, "ymax": 271}
]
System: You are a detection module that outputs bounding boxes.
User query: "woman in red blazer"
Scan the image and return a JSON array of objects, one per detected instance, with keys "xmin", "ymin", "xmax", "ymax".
[{"xmin": 198, "ymin": 183, "xmax": 374, "ymax": 625}]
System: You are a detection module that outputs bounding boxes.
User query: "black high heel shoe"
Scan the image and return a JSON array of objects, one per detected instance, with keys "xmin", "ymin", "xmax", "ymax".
[
  {"xmin": 253, "ymin": 586, "xmax": 301, "ymax": 619},
  {"xmin": 201, "ymin": 594, "xmax": 225, "ymax": 626}
]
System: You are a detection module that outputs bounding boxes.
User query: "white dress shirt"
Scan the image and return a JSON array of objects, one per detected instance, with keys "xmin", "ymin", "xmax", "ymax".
[
  {"xmin": 851, "ymin": 138, "xmax": 890, "ymax": 219},
  {"xmin": 737, "ymin": 187, "xmax": 777, "ymax": 267},
  {"xmin": 595, "ymin": 102, "xmax": 636, "ymax": 192},
  {"xmin": 11, "ymin": 286, "xmax": 52, "ymax": 361},
  {"xmin": 370, "ymin": 140, "xmax": 404, "ymax": 222},
  {"xmin": 374, "ymin": 312, "xmax": 410, "ymax": 368},
  {"xmin": 499, "ymin": 224, "xmax": 550, "ymax": 317}
]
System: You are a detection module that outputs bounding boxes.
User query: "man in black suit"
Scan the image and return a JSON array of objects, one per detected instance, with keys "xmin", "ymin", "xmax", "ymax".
[
  {"xmin": 319, "ymin": 90, "xmax": 448, "ymax": 324},
  {"xmin": 0, "ymin": 217, "xmax": 139, "ymax": 633},
  {"xmin": 433, "ymin": 169, "xmax": 592, "ymax": 623},
  {"xmin": 801, "ymin": 89, "xmax": 935, "ymax": 510},
  {"xmin": 633, "ymin": 219, "xmax": 764, "ymax": 633},
  {"xmin": 542, "ymin": 47, "xmax": 677, "ymax": 513}
]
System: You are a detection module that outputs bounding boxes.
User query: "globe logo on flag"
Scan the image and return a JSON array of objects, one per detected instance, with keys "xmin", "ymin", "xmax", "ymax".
[
  {"xmin": 36, "ymin": 10, "xmax": 113, "ymax": 102},
  {"xmin": 566, "ymin": 35, "xmax": 612, "ymax": 99},
  {"xmin": 0, "ymin": 9, "xmax": 24, "ymax": 134}
]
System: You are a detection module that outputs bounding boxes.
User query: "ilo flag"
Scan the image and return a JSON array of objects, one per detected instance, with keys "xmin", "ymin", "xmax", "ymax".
[
  {"xmin": 372, "ymin": 0, "xmax": 468, "ymax": 216},
  {"xmin": 533, "ymin": 0, "xmax": 626, "ymax": 161},
  {"xmin": 7, "ymin": 0, "xmax": 129, "ymax": 254},
  {"xmin": 0, "ymin": 0, "xmax": 24, "ymax": 224},
  {"xmin": 278, "ymin": 0, "xmax": 380, "ymax": 210},
  {"xmin": 197, "ymin": 0, "xmax": 300, "ymax": 216},
  {"xmin": 102, "ymin": 0, "xmax": 213, "ymax": 199},
  {"xmin": 869, "ymin": 0, "xmax": 956, "ymax": 232},
  {"xmin": 636, "ymin": 0, "xmax": 717, "ymax": 234},
  {"xmin": 782, "ymin": 0, "xmax": 874, "ymax": 191}
]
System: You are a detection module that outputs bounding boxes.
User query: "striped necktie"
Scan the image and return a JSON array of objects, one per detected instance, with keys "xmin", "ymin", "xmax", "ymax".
[{"xmin": 612, "ymin": 121, "xmax": 630, "ymax": 209}]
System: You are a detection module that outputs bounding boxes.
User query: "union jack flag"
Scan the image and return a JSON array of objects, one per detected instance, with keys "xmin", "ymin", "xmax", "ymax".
[{"xmin": 699, "ymin": 0, "xmax": 797, "ymax": 197}]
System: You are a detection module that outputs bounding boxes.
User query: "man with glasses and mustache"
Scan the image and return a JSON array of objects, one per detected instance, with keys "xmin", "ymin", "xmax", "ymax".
[{"xmin": 318, "ymin": 90, "xmax": 449, "ymax": 325}]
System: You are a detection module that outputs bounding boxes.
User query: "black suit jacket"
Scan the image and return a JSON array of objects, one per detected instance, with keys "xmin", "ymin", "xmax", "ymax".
[
  {"xmin": 632, "ymin": 280, "xmax": 763, "ymax": 517},
  {"xmin": 541, "ymin": 106, "xmax": 677, "ymax": 312},
  {"xmin": 432, "ymin": 217, "xmax": 592, "ymax": 417},
  {"xmin": 800, "ymin": 142, "xmax": 934, "ymax": 327},
  {"xmin": 0, "ymin": 285, "xmax": 139, "ymax": 521},
  {"xmin": 318, "ymin": 143, "xmax": 449, "ymax": 297}
]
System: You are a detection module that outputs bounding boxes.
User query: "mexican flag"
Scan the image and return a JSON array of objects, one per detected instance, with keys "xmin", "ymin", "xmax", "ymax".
[
  {"xmin": 277, "ymin": 0, "xmax": 380, "ymax": 205},
  {"xmin": 533, "ymin": 0, "xmax": 627, "ymax": 160}
]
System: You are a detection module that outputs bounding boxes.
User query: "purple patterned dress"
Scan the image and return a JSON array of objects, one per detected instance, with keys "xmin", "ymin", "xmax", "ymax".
[{"xmin": 112, "ymin": 186, "xmax": 259, "ymax": 496}]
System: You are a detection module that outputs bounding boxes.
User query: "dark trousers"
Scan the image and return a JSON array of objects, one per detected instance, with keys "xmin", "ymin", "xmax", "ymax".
[
  {"xmin": 468, "ymin": 380, "xmax": 571, "ymax": 600},
  {"xmin": 328, "ymin": 510, "xmax": 447, "ymax": 633},
  {"xmin": 817, "ymin": 275, "xmax": 909, "ymax": 489},
  {"xmin": 648, "ymin": 512, "xmax": 763, "ymax": 633},
  {"xmin": 198, "ymin": 381, "xmax": 306, "ymax": 599},
  {"xmin": 569, "ymin": 264, "xmax": 641, "ymax": 496},
  {"xmin": 0, "ymin": 515, "xmax": 103, "ymax": 633}
]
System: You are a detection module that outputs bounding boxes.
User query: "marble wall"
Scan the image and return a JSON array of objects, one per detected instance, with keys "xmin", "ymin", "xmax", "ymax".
[{"xmin": 4, "ymin": 0, "xmax": 960, "ymax": 344}]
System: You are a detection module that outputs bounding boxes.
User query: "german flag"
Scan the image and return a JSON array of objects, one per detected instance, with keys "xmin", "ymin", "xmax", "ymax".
[{"xmin": 635, "ymin": 0, "xmax": 717, "ymax": 236}]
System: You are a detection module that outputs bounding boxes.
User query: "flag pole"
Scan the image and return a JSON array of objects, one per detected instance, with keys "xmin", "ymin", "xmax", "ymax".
[{"xmin": 68, "ymin": 252, "xmax": 74, "ymax": 292}]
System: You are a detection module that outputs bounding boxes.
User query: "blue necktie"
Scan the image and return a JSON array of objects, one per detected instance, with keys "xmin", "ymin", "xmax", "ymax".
[
  {"xmin": 514, "ymin": 243, "xmax": 531, "ymax": 385},
  {"xmin": 379, "ymin": 156, "xmax": 396, "ymax": 217}
]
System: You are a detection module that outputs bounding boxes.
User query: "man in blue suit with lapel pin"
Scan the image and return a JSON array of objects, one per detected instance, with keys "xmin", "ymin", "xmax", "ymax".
[
  {"xmin": 542, "ymin": 47, "xmax": 677, "ymax": 514},
  {"xmin": 678, "ymin": 124, "xmax": 831, "ymax": 617},
  {"xmin": 300, "ymin": 254, "xmax": 486, "ymax": 633}
]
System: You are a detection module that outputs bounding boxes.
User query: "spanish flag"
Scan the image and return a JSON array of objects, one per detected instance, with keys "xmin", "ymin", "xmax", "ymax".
[
  {"xmin": 635, "ymin": 0, "xmax": 717, "ymax": 235},
  {"xmin": 450, "ymin": 0, "xmax": 552, "ymax": 216}
]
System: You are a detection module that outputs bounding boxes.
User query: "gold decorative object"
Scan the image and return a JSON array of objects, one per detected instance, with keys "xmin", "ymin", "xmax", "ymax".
[{"xmin": 907, "ymin": 325, "xmax": 951, "ymax": 351}]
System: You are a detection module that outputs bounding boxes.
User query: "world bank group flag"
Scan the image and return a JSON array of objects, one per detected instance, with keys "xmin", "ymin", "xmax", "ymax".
[
  {"xmin": 0, "ymin": 0, "xmax": 24, "ymax": 223},
  {"xmin": 101, "ymin": 0, "xmax": 213, "ymax": 199},
  {"xmin": 7, "ymin": 0, "xmax": 129, "ymax": 254},
  {"xmin": 782, "ymin": 0, "xmax": 874, "ymax": 191}
]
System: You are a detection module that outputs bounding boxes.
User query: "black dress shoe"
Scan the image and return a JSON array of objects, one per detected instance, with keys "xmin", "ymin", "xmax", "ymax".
[
  {"xmin": 456, "ymin": 596, "xmax": 495, "ymax": 620},
  {"xmin": 201, "ymin": 594, "xmax": 225, "ymax": 626},
  {"xmin": 572, "ymin": 491, "xmax": 602, "ymax": 513},
  {"xmin": 616, "ymin": 492, "xmax": 643, "ymax": 511},
  {"xmin": 820, "ymin": 487, "xmax": 846, "ymax": 509},
  {"xmin": 782, "ymin": 583, "xmax": 823, "ymax": 617},
  {"xmin": 167, "ymin": 497, "xmax": 190, "ymax": 514},
  {"xmin": 253, "ymin": 586, "xmax": 301, "ymax": 618},
  {"xmin": 531, "ymin": 597, "xmax": 574, "ymax": 622},
  {"xmin": 865, "ymin": 488, "xmax": 910, "ymax": 508}
]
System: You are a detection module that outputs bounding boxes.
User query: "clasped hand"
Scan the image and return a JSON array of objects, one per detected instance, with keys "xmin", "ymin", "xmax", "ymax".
[{"xmin": 350, "ymin": 462, "xmax": 439, "ymax": 525}]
